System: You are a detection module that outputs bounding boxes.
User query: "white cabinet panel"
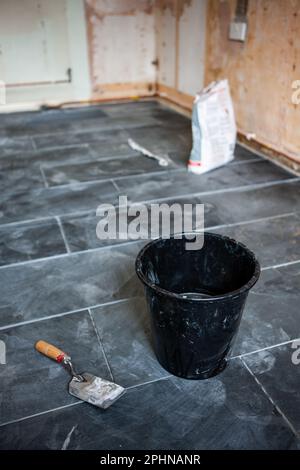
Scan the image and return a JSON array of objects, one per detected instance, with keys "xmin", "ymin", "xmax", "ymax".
[{"xmin": 0, "ymin": 0, "xmax": 70, "ymax": 86}]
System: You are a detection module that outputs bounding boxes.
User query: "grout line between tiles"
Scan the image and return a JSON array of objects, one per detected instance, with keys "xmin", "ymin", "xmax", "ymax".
[
  {"xmin": 39, "ymin": 165, "xmax": 49, "ymax": 188},
  {"xmin": 74, "ymin": 151, "xmax": 139, "ymax": 164},
  {"xmin": 111, "ymin": 179, "xmax": 121, "ymax": 192},
  {"xmin": 0, "ymin": 297, "xmax": 133, "ymax": 331},
  {"xmin": 0, "ymin": 207, "xmax": 300, "ymax": 271},
  {"xmin": 0, "ymin": 239, "xmax": 143, "ymax": 271},
  {"xmin": 36, "ymin": 159, "xmax": 262, "ymax": 190},
  {"xmin": 230, "ymin": 157, "xmax": 261, "ymax": 165},
  {"xmin": 0, "ymin": 215, "xmax": 55, "ymax": 229},
  {"xmin": 205, "ymin": 211, "xmax": 297, "ymax": 232},
  {"xmin": 136, "ymin": 177, "xmax": 300, "ymax": 205},
  {"xmin": 25, "ymin": 121, "xmax": 162, "ymax": 141},
  {"xmin": 0, "ymin": 375, "xmax": 172, "ymax": 429},
  {"xmin": 240, "ymin": 357, "xmax": 300, "ymax": 440},
  {"xmin": 29, "ymin": 156, "xmax": 292, "ymax": 193},
  {"xmin": 0, "ymin": 212, "xmax": 300, "ymax": 272},
  {"xmin": 230, "ymin": 337, "xmax": 300, "ymax": 360},
  {"xmin": 0, "ymin": 175, "xmax": 298, "ymax": 231},
  {"xmin": 88, "ymin": 308, "xmax": 114, "ymax": 382},
  {"xmin": 44, "ymin": 167, "xmax": 183, "ymax": 191},
  {"xmin": 262, "ymin": 259, "xmax": 300, "ymax": 271},
  {"xmin": 39, "ymin": 157, "xmax": 280, "ymax": 192},
  {"xmin": 30, "ymin": 136, "xmax": 37, "ymax": 151},
  {"xmin": 18, "ymin": 126, "xmax": 124, "ymax": 141},
  {"xmin": 126, "ymin": 375, "xmax": 172, "ymax": 390},
  {"xmin": 0, "ymin": 402, "xmax": 83, "ymax": 429},
  {"xmin": 34, "ymin": 143, "xmax": 90, "ymax": 154},
  {"xmin": 55, "ymin": 216, "xmax": 71, "ymax": 254},
  {"xmin": 112, "ymin": 177, "xmax": 300, "ymax": 207}
]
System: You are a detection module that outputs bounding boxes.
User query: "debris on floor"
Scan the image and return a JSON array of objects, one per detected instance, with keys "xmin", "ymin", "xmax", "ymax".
[{"xmin": 128, "ymin": 138, "xmax": 170, "ymax": 167}]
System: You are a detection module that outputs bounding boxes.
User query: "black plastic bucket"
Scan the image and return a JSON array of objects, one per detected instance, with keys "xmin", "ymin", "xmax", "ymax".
[{"xmin": 135, "ymin": 232, "xmax": 260, "ymax": 379}]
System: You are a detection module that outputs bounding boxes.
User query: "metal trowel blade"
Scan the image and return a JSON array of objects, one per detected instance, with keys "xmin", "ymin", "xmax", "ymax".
[{"xmin": 69, "ymin": 372, "xmax": 125, "ymax": 409}]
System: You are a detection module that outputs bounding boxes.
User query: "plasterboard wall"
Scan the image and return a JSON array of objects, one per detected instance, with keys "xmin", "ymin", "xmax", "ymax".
[
  {"xmin": 0, "ymin": 0, "xmax": 207, "ymax": 110},
  {"xmin": 84, "ymin": 0, "xmax": 207, "ymax": 104},
  {"xmin": 85, "ymin": 0, "xmax": 157, "ymax": 100},
  {"xmin": 156, "ymin": 0, "xmax": 207, "ymax": 108},
  {"xmin": 156, "ymin": 1, "xmax": 177, "ymax": 88},
  {"xmin": 0, "ymin": 0, "xmax": 90, "ymax": 111}
]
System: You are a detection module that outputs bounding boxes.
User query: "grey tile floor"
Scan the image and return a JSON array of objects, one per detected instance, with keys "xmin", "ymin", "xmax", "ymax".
[{"xmin": 0, "ymin": 100, "xmax": 299, "ymax": 450}]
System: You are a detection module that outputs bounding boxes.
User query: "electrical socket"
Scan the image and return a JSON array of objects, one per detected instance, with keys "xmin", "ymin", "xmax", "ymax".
[{"xmin": 229, "ymin": 20, "xmax": 247, "ymax": 42}]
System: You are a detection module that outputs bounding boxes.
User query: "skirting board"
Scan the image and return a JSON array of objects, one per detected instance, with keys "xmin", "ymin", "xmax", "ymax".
[
  {"xmin": 156, "ymin": 84, "xmax": 194, "ymax": 111},
  {"xmin": 91, "ymin": 82, "xmax": 156, "ymax": 101},
  {"xmin": 238, "ymin": 132, "xmax": 300, "ymax": 175}
]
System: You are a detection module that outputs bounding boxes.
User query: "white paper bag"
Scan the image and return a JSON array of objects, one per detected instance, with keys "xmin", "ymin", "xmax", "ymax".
[{"xmin": 188, "ymin": 79, "xmax": 236, "ymax": 174}]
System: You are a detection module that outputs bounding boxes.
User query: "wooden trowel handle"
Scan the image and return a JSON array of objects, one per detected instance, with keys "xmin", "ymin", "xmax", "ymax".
[{"xmin": 35, "ymin": 340, "xmax": 68, "ymax": 363}]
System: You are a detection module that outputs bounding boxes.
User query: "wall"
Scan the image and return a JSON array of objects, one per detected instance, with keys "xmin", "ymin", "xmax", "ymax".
[
  {"xmin": 84, "ymin": 0, "xmax": 157, "ymax": 100},
  {"xmin": 205, "ymin": 0, "xmax": 300, "ymax": 167},
  {"xmin": 84, "ymin": 0, "xmax": 207, "ymax": 105},
  {"xmin": 0, "ymin": 0, "xmax": 207, "ymax": 109},
  {"xmin": 156, "ymin": 0, "xmax": 207, "ymax": 108},
  {"xmin": 0, "ymin": 0, "xmax": 90, "ymax": 111}
]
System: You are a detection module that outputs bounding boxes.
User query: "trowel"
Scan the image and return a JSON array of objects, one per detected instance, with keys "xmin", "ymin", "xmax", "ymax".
[{"xmin": 35, "ymin": 340, "xmax": 125, "ymax": 409}]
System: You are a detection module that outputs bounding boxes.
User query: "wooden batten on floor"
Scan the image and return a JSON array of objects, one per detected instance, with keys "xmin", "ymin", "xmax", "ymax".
[
  {"xmin": 238, "ymin": 132, "xmax": 300, "ymax": 176},
  {"xmin": 156, "ymin": 84, "xmax": 194, "ymax": 111},
  {"xmin": 91, "ymin": 82, "xmax": 156, "ymax": 101}
]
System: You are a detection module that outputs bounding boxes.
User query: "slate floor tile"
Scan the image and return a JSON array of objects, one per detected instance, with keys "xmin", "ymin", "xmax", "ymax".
[
  {"xmin": 2, "ymin": 109, "xmax": 112, "ymax": 138},
  {"xmin": 100, "ymin": 99, "xmax": 162, "ymax": 118},
  {"xmin": 60, "ymin": 183, "xmax": 300, "ymax": 253},
  {"xmin": 0, "ymin": 242, "xmax": 144, "ymax": 327},
  {"xmin": 1, "ymin": 100, "xmax": 300, "ymax": 451},
  {"xmin": 43, "ymin": 155, "xmax": 177, "ymax": 187},
  {"xmin": 234, "ymin": 144, "xmax": 261, "ymax": 162},
  {"xmin": 0, "ymin": 218, "xmax": 66, "ymax": 266},
  {"xmin": 57, "ymin": 106, "xmax": 108, "ymax": 121},
  {"xmin": 68, "ymin": 115, "xmax": 162, "ymax": 134},
  {"xmin": 214, "ymin": 213, "xmax": 300, "ymax": 267},
  {"xmin": 0, "ymin": 359, "xmax": 298, "ymax": 450},
  {"xmin": 0, "ymin": 144, "xmax": 94, "ymax": 169},
  {"xmin": 0, "ymin": 163, "xmax": 44, "ymax": 195},
  {"xmin": 0, "ymin": 106, "xmax": 108, "ymax": 130},
  {"xmin": 0, "ymin": 310, "xmax": 111, "ymax": 425},
  {"xmin": 2, "ymin": 119, "xmax": 75, "ymax": 138},
  {"xmin": 116, "ymin": 161, "xmax": 295, "ymax": 203},
  {"xmin": 0, "ymin": 136, "xmax": 34, "ymax": 158},
  {"xmin": 127, "ymin": 124, "xmax": 192, "ymax": 154},
  {"xmin": 60, "ymin": 212, "xmax": 115, "ymax": 252},
  {"xmin": 228, "ymin": 158, "xmax": 294, "ymax": 184},
  {"xmin": 167, "ymin": 143, "xmax": 261, "ymax": 168},
  {"xmin": 243, "ymin": 344, "xmax": 300, "ymax": 433},
  {"xmin": 91, "ymin": 297, "xmax": 168, "ymax": 387},
  {"xmin": 232, "ymin": 263, "xmax": 300, "ymax": 356},
  {"xmin": 60, "ymin": 195, "xmax": 225, "ymax": 252},
  {"xmin": 89, "ymin": 140, "xmax": 138, "ymax": 160},
  {"xmin": 0, "ymin": 179, "xmax": 119, "ymax": 224},
  {"xmin": 33, "ymin": 128, "xmax": 128, "ymax": 150},
  {"xmin": 198, "ymin": 180, "xmax": 300, "ymax": 224},
  {"xmin": 151, "ymin": 109, "xmax": 191, "ymax": 129}
]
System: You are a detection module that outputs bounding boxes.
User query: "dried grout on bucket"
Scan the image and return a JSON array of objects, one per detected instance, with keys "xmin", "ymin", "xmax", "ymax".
[{"xmin": 135, "ymin": 232, "xmax": 260, "ymax": 380}]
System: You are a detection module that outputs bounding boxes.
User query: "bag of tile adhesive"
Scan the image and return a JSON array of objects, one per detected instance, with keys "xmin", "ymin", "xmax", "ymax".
[{"xmin": 188, "ymin": 79, "xmax": 236, "ymax": 174}]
